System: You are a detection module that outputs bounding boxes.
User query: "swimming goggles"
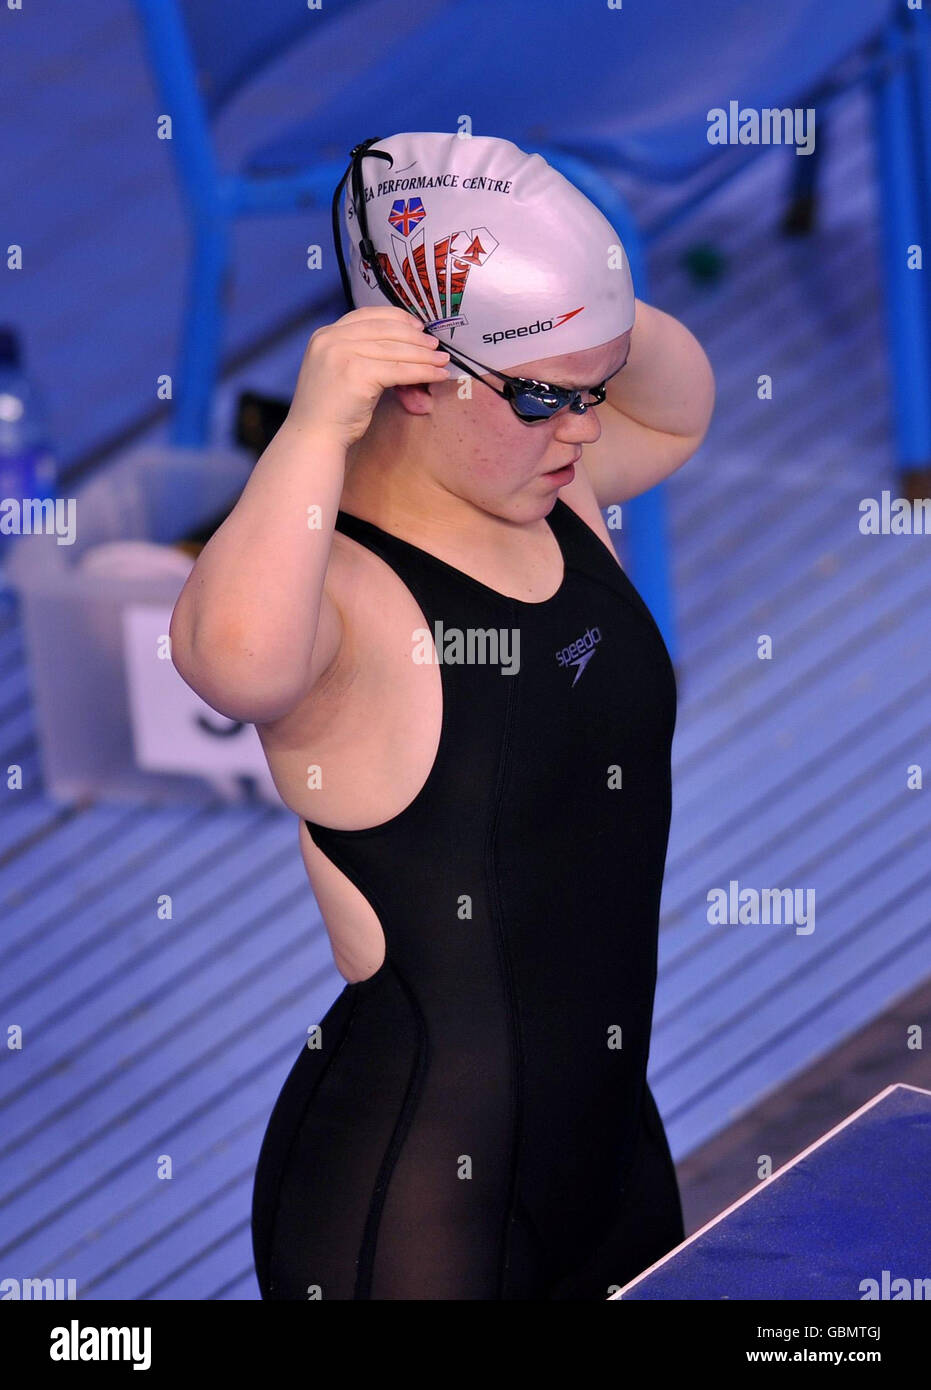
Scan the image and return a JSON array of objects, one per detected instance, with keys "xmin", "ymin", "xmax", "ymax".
[{"xmin": 331, "ymin": 137, "xmax": 611, "ymax": 425}]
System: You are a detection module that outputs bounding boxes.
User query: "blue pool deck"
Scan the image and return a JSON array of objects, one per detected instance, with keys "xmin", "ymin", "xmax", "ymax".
[{"xmin": 1, "ymin": 8, "xmax": 929, "ymax": 1298}]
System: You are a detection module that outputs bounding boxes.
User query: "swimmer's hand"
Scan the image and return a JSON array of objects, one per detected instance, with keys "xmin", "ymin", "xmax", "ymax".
[{"xmin": 286, "ymin": 306, "xmax": 450, "ymax": 448}]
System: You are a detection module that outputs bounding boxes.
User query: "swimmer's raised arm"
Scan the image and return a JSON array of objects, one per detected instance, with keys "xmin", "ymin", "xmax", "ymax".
[
  {"xmin": 581, "ymin": 299, "xmax": 715, "ymax": 507},
  {"xmin": 168, "ymin": 306, "xmax": 449, "ymax": 724}
]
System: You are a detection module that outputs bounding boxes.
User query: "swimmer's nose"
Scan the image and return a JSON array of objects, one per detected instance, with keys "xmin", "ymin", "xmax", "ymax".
[{"xmin": 555, "ymin": 406, "xmax": 602, "ymax": 446}]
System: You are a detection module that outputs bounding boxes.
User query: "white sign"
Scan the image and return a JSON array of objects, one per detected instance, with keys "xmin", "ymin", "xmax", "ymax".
[{"xmin": 121, "ymin": 604, "xmax": 280, "ymax": 803}]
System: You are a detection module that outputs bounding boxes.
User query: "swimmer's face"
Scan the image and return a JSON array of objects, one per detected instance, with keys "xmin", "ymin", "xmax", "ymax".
[{"xmin": 428, "ymin": 331, "xmax": 631, "ymax": 520}]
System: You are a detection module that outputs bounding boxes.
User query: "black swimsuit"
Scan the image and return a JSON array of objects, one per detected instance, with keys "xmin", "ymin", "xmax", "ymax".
[{"xmin": 251, "ymin": 496, "xmax": 684, "ymax": 1299}]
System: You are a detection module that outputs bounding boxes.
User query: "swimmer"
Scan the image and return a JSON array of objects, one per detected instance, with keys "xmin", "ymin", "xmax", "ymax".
[{"xmin": 170, "ymin": 130, "xmax": 715, "ymax": 1300}]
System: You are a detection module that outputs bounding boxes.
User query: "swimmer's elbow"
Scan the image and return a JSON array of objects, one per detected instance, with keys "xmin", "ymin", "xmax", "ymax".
[{"xmin": 169, "ymin": 606, "xmax": 307, "ymax": 725}]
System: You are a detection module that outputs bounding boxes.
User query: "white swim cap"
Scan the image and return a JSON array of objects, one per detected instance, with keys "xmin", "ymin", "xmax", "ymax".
[{"xmin": 334, "ymin": 131, "xmax": 635, "ymax": 379}]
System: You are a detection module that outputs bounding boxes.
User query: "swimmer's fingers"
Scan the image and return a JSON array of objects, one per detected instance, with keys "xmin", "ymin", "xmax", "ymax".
[
  {"xmin": 288, "ymin": 313, "xmax": 450, "ymax": 447},
  {"xmin": 326, "ymin": 306, "xmax": 438, "ymax": 342}
]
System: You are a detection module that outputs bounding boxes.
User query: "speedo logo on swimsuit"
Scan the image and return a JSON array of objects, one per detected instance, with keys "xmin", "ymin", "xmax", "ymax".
[
  {"xmin": 481, "ymin": 307, "xmax": 584, "ymax": 347},
  {"xmin": 555, "ymin": 625, "xmax": 601, "ymax": 686}
]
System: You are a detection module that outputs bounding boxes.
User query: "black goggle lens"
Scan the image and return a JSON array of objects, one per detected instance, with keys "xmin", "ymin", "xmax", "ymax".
[{"xmin": 506, "ymin": 382, "xmax": 607, "ymax": 423}]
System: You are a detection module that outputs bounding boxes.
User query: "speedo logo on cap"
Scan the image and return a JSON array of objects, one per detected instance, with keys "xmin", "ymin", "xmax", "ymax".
[{"xmin": 482, "ymin": 307, "xmax": 584, "ymax": 347}]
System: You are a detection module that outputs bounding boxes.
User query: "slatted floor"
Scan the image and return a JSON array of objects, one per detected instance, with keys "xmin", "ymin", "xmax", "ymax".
[{"xmin": 2, "ymin": 19, "xmax": 929, "ymax": 1298}]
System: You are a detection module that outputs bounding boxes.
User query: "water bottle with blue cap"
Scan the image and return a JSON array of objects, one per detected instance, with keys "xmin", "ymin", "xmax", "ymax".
[{"xmin": 0, "ymin": 326, "xmax": 58, "ymax": 558}]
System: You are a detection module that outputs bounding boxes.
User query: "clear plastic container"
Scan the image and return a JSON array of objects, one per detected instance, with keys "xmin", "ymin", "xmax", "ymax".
[{"xmin": 4, "ymin": 444, "xmax": 281, "ymax": 805}]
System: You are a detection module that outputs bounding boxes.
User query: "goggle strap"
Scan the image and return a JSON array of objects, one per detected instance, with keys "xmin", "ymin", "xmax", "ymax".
[
  {"xmin": 332, "ymin": 137, "xmax": 393, "ymax": 312},
  {"xmin": 331, "ymin": 159, "xmax": 355, "ymax": 311}
]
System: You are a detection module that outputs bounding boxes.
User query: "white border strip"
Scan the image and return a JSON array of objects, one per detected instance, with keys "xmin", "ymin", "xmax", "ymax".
[{"xmin": 609, "ymin": 1082, "xmax": 931, "ymax": 1299}]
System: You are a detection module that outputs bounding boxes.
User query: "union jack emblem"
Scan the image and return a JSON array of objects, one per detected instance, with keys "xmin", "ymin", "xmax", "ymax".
[
  {"xmin": 388, "ymin": 198, "xmax": 426, "ymax": 237},
  {"xmin": 367, "ymin": 197, "xmax": 499, "ymax": 344}
]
